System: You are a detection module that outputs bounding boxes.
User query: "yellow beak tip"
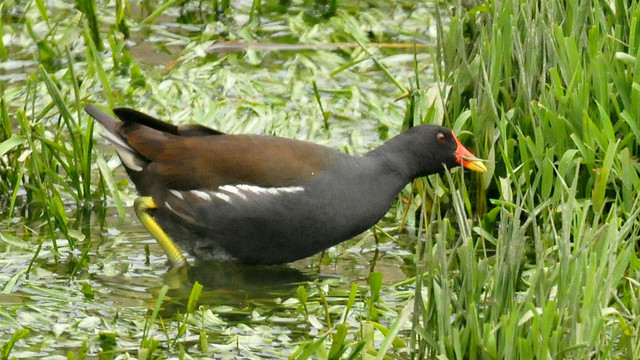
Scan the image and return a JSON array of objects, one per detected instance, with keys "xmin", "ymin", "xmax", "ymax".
[{"xmin": 464, "ymin": 160, "xmax": 488, "ymax": 173}]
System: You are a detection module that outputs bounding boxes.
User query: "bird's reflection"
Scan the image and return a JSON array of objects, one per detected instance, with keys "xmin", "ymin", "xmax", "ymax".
[{"xmin": 156, "ymin": 260, "xmax": 309, "ymax": 315}]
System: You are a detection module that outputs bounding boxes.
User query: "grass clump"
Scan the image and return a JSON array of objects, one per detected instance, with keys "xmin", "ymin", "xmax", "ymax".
[{"xmin": 386, "ymin": 0, "xmax": 640, "ymax": 358}]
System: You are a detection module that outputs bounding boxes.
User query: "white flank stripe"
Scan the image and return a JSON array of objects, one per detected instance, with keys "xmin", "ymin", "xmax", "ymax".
[
  {"xmin": 191, "ymin": 190, "xmax": 212, "ymax": 201},
  {"xmin": 164, "ymin": 201, "xmax": 195, "ymax": 222},
  {"xmin": 282, "ymin": 186, "xmax": 304, "ymax": 193},
  {"xmin": 219, "ymin": 185, "xmax": 247, "ymax": 200},
  {"xmin": 235, "ymin": 184, "xmax": 304, "ymax": 195},
  {"xmin": 169, "ymin": 189, "xmax": 184, "ymax": 200},
  {"xmin": 187, "ymin": 185, "xmax": 305, "ymax": 205},
  {"xmin": 238, "ymin": 184, "xmax": 261, "ymax": 194},
  {"xmin": 214, "ymin": 192, "xmax": 231, "ymax": 202}
]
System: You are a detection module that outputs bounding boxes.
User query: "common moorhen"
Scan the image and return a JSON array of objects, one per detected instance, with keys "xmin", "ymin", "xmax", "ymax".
[{"xmin": 85, "ymin": 104, "xmax": 486, "ymax": 266}]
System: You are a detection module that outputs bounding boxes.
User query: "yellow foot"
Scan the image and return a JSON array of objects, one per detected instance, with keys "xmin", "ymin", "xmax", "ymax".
[{"xmin": 134, "ymin": 196, "xmax": 188, "ymax": 267}]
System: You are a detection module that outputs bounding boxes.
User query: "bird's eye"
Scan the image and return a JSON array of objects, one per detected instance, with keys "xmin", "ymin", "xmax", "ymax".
[{"xmin": 437, "ymin": 133, "xmax": 446, "ymax": 143}]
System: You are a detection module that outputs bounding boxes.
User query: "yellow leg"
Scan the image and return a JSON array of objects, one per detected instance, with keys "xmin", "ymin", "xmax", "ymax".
[{"xmin": 134, "ymin": 196, "xmax": 188, "ymax": 267}]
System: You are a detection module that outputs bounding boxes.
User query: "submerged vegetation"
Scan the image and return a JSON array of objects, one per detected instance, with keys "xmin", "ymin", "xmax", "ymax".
[{"xmin": 0, "ymin": 0, "xmax": 639, "ymax": 358}]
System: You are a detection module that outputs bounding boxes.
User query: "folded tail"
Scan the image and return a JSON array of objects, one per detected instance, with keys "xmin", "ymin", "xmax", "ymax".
[{"xmin": 85, "ymin": 104, "xmax": 146, "ymax": 171}]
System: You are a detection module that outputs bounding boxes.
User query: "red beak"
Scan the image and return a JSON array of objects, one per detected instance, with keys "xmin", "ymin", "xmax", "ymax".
[{"xmin": 453, "ymin": 132, "xmax": 487, "ymax": 173}]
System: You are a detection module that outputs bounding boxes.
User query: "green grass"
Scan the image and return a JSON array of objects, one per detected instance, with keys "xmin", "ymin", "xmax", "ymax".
[
  {"xmin": 0, "ymin": 0, "xmax": 639, "ymax": 359},
  {"xmin": 396, "ymin": 0, "xmax": 640, "ymax": 358}
]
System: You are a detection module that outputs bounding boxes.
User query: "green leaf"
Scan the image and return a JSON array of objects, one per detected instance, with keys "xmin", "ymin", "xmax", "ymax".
[
  {"xmin": 592, "ymin": 140, "xmax": 618, "ymax": 214},
  {"xmin": 0, "ymin": 135, "xmax": 27, "ymax": 157},
  {"xmin": 374, "ymin": 300, "xmax": 413, "ymax": 359},
  {"xmin": 187, "ymin": 281, "xmax": 203, "ymax": 313}
]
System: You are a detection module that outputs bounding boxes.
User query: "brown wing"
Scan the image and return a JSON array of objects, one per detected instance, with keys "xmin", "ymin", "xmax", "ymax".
[
  {"xmin": 93, "ymin": 106, "xmax": 344, "ymax": 197},
  {"xmin": 121, "ymin": 124, "xmax": 343, "ymax": 194}
]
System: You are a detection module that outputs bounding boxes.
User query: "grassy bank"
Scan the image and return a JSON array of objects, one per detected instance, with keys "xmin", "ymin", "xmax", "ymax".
[{"xmin": 403, "ymin": 1, "xmax": 640, "ymax": 358}]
